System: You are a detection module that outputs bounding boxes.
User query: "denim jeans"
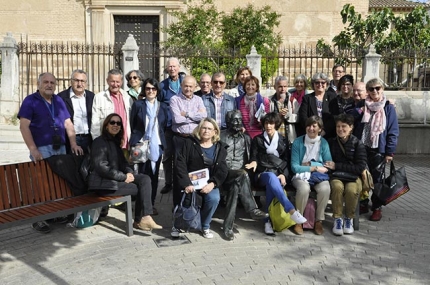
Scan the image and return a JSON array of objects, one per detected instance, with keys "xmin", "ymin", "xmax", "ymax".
[
  {"xmin": 31, "ymin": 145, "xmax": 66, "ymax": 161},
  {"xmin": 259, "ymin": 172, "xmax": 295, "ymax": 215},
  {"xmin": 199, "ymin": 188, "xmax": 220, "ymax": 230}
]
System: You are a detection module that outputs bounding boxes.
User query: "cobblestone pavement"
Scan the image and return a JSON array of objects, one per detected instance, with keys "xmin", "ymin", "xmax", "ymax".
[{"xmin": 0, "ymin": 155, "xmax": 429, "ymax": 285}]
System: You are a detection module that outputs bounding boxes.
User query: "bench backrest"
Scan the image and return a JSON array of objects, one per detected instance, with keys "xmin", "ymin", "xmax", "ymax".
[{"xmin": 0, "ymin": 160, "xmax": 73, "ymax": 211}]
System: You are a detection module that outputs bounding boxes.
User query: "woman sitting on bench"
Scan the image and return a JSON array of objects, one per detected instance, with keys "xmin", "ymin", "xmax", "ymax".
[{"xmin": 88, "ymin": 113, "xmax": 162, "ymax": 231}]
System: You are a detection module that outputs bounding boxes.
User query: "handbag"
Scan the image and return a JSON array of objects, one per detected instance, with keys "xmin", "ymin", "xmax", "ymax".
[
  {"xmin": 173, "ymin": 192, "xmax": 201, "ymax": 231},
  {"xmin": 130, "ymin": 140, "xmax": 150, "ymax": 163},
  {"xmin": 331, "ymin": 171, "xmax": 358, "ymax": 182},
  {"xmin": 373, "ymin": 161, "xmax": 410, "ymax": 205},
  {"xmin": 302, "ymin": 198, "xmax": 316, "ymax": 229},
  {"xmin": 268, "ymin": 193, "xmax": 296, "ymax": 232}
]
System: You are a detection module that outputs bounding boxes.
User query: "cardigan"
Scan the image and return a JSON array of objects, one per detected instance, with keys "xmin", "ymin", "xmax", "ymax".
[{"xmin": 290, "ymin": 135, "xmax": 332, "ymax": 174}]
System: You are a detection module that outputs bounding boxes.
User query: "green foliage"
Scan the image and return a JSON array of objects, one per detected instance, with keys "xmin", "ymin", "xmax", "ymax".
[{"xmin": 161, "ymin": 1, "xmax": 282, "ymax": 84}]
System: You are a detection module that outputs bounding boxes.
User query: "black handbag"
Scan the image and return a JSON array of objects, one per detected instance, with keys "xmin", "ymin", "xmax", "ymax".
[
  {"xmin": 331, "ymin": 171, "xmax": 359, "ymax": 182},
  {"xmin": 373, "ymin": 161, "xmax": 410, "ymax": 205},
  {"xmin": 173, "ymin": 192, "xmax": 201, "ymax": 231}
]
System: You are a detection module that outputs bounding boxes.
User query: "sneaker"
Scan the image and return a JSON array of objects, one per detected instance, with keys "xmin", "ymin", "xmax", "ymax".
[
  {"xmin": 290, "ymin": 210, "xmax": 307, "ymax": 224},
  {"xmin": 202, "ymin": 229, "xmax": 214, "ymax": 239},
  {"xmin": 32, "ymin": 221, "xmax": 51, "ymax": 233},
  {"xmin": 369, "ymin": 208, "xmax": 382, "ymax": 221},
  {"xmin": 171, "ymin": 227, "xmax": 181, "ymax": 238},
  {"xmin": 264, "ymin": 221, "xmax": 275, "ymax": 235},
  {"xmin": 332, "ymin": 218, "xmax": 343, "ymax": 236},
  {"xmin": 344, "ymin": 218, "xmax": 354, "ymax": 234}
]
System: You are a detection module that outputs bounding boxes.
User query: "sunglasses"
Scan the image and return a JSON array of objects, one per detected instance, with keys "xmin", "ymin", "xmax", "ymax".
[
  {"xmin": 129, "ymin": 76, "xmax": 140, "ymax": 80},
  {"xmin": 314, "ymin": 81, "xmax": 326, "ymax": 85},
  {"xmin": 145, "ymin": 87, "xmax": 157, "ymax": 92},
  {"xmin": 367, "ymin": 86, "xmax": 382, "ymax": 92},
  {"xmin": 212, "ymin": 80, "xmax": 225, "ymax": 85},
  {"xmin": 109, "ymin": 121, "xmax": 122, "ymax": 126}
]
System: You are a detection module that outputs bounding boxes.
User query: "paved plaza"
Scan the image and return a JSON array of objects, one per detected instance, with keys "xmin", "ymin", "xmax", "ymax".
[{"xmin": 0, "ymin": 155, "xmax": 429, "ymax": 284}]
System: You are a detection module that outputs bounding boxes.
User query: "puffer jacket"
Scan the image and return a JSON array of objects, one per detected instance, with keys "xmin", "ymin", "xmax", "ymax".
[
  {"xmin": 328, "ymin": 134, "xmax": 367, "ymax": 175},
  {"xmin": 88, "ymin": 135, "xmax": 133, "ymax": 191}
]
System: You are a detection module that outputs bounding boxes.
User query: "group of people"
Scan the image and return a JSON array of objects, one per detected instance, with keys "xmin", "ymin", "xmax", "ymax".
[{"xmin": 18, "ymin": 60, "xmax": 399, "ymax": 239}]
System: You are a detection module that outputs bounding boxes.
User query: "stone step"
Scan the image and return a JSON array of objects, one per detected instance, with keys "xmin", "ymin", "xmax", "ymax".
[
  {"xmin": 0, "ymin": 123, "xmax": 21, "ymax": 137},
  {"xmin": 0, "ymin": 123, "xmax": 30, "ymax": 165}
]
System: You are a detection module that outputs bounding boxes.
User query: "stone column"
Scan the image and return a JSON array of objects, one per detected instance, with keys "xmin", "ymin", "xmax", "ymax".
[
  {"xmin": 0, "ymin": 32, "xmax": 19, "ymax": 123},
  {"xmin": 121, "ymin": 34, "xmax": 140, "ymax": 91},
  {"xmin": 246, "ymin": 46, "xmax": 262, "ymax": 84},
  {"xmin": 362, "ymin": 44, "xmax": 382, "ymax": 83}
]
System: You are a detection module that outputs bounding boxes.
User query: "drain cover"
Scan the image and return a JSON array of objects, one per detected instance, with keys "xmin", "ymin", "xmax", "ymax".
[{"xmin": 153, "ymin": 235, "xmax": 191, "ymax": 247}]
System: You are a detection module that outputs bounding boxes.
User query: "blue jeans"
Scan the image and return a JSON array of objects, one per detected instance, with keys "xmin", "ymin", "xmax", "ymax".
[
  {"xmin": 199, "ymin": 188, "xmax": 220, "ymax": 230},
  {"xmin": 30, "ymin": 145, "xmax": 66, "ymax": 161},
  {"xmin": 259, "ymin": 172, "xmax": 295, "ymax": 216}
]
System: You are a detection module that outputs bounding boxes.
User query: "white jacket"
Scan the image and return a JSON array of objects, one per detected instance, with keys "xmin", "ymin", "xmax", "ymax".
[{"xmin": 91, "ymin": 89, "xmax": 133, "ymax": 140}]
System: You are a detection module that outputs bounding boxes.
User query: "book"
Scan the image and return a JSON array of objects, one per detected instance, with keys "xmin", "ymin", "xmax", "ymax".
[{"xmin": 188, "ymin": 168, "xmax": 210, "ymax": 190}]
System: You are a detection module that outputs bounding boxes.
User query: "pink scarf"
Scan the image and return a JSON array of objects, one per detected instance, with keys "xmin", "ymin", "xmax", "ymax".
[
  {"xmin": 291, "ymin": 90, "xmax": 305, "ymax": 105},
  {"xmin": 361, "ymin": 94, "xmax": 387, "ymax": 148}
]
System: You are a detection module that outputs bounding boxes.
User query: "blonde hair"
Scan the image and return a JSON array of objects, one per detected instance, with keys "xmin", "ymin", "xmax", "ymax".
[{"xmin": 193, "ymin": 118, "xmax": 220, "ymax": 143}]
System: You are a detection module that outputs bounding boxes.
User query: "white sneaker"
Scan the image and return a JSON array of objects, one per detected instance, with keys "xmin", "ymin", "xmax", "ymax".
[
  {"xmin": 290, "ymin": 210, "xmax": 307, "ymax": 224},
  {"xmin": 343, "ymin": 218, "xmax": 354, "ymax": 234},
  {"xmin": 202, "ymin": 229, "xmax": 214, "ymax": 239},
  {"xmin": 264, "ymin": 222, "xmax": 275, "ymax": 235},
  {"xmin": 171, "ymin": 227, "xmax": 181, "ymax": 238},
  {"xmin": 332, "ymin": 218, "xmax": 343, "ymax": 236}
]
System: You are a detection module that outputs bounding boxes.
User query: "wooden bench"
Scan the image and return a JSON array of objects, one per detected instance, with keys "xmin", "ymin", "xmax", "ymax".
[
  {"xmin": 252, "ymin": 184, "xmax": 360, "ymax": 231},
  {"xmin": 0, "ymin": 160, "xmax": 133, "ymax": 236}
]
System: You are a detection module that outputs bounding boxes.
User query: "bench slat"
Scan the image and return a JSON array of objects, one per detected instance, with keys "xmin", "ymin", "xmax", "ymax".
[{"xmin": 0, "ymin": 165, "xmax": 9, "ymax": 210}]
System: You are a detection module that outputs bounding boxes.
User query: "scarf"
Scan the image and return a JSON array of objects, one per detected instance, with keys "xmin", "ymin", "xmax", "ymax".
[
  {"xmin": 146, "ymin": 100, "xmax": 160, "ymax": 172},
  {"xmin": 245, "ymin": 94, "xmax": 257, "ymax": 127},
  {"xmin": 293, "ymin": 135, "xmax": 322, "ymax": 182},
  {"xmin": 361, "ymin": 94, "xmax": 387, "ymax": 148},
  {"xmin": 238, "ymin": 83, "xmax": 245, "ymax": 97},
  {"xmin": 291, "ymin": 90, "xmax": 305, "ymax": 105},
  {"xmin": 128, "ymin": 88, "xmax": 140, "ymax": 100},
  {"xmin": 264, "ymin": 131, "xmax": 279, "ymax": 157}
]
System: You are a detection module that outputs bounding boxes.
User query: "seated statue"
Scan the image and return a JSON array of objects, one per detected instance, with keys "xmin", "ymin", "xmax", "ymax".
[{"xmin": 219, "ymin": 110, "xmax": 269, "ymax": 240}]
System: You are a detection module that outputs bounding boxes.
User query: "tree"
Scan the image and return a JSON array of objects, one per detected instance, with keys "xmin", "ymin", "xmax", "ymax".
[{"xmin": 161, "ymin": 1, "xmax": 282, "ymax": 83}]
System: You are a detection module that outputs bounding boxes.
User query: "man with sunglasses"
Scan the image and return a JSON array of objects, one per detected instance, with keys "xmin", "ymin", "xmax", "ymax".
[
  {"xmin": 202, "ymin": 72, "xmax": 236, "ymax": 130},
  {"xmin": 58, "ymin": 69, "xmax": 95, "ymax": 153}
]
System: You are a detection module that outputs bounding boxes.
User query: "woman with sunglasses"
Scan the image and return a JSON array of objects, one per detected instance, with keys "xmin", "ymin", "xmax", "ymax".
[
  {"xmin": 130, "ymin": 78, "xmax": 168, "ymax": 215},
  {"xmin": 298, "ymin": 72, "xmax": 337, "ymax": 137},
  {"xmin": 125, "ymin": 70, "xmax": 145, "ymax": 101},
  {"xmin": 88, "ymin": 113, "xmax": 162, "ymax": 231},
  {"xmin": 354, "ymin": 78, "xmax": 399, "ymax": 221}
]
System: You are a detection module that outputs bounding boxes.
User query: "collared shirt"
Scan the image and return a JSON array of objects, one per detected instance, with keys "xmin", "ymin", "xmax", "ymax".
[
  {"xmin": 213, "ymin": 94, "xmax": 224, "ymax": 128},
  {"xmin": 110, "ymin": 92, "xmax": 128, "ymax": 149},
  {"xmin": 69, "ymin": 89, "xmax": 89, "ymax": 135},
  {"xmin": 170, "ymin": 93, "xmax": 207, "ymax": 134}
]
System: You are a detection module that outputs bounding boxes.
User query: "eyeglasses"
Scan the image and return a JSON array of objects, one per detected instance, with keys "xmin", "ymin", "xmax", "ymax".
[
  {"xmin": 201, "ymin": 127, "xmax": 214, "ymax": 131},
  {"xmin": 129, "ymin": 76, "xmax": 140, "ymax": 80},
  {"xmin": 200, "ymin": 81, "xmax": 211, "ymax": 85},
  {"xmin": 72, "ymin": 79, "xmax": 86, "ymax": 84},
  {"xmin": 353, "ymin": 89, "xmax": 364, "ymax": 93},
  {"xmin": 342, "ymin": 83, "xmax": 352, "ymax": 86},
  {"xmin": 145, "ymin": 87, "xmax": 157, "ymax": 92},
  {"xmin": 109, "ymin": 121, "xmax": 122, "ymax": 126},
  {"xmin": 212, "ymin": 80, "xmax": 225, "ymax": 85},
  {"xmin": 314, "ymin": 81, "xmax": 326, "ymax": 85},
  {"xmin": 367, "ymin": 86, "xmax": 382, "ymax": 92}
]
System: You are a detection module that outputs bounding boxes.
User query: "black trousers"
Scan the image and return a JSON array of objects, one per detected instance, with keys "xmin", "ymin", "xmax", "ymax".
[
  {"xmin": 138, "ymin": 157, "xmax": 162, "ymax": 205},
  {"xmin": 222, "ymin": 169, "xmax": 257, "ymax": 232},
  {"xmin": 366, "ymin": 147, "xmax": 385, "ymax": 210},
  {"xmin": 172, "ymin": 135, "xmax": 191, "ymax": 206},
  {"xmin": 95, "ymin": 174, "xmax": 152, "ymax": 222}
]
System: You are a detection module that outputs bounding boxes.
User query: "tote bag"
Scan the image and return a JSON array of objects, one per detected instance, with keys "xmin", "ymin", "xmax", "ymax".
[
  {"xmin": 373, "ymin": 161, "xmax": 410, "ymax": 205},
  {"xmin": 173, "ymin": 192, "xmax": 201, "ymax": 231},
  {"xmin": 268, "ymin": 196, "xmax": 296, "ymax": 232}
]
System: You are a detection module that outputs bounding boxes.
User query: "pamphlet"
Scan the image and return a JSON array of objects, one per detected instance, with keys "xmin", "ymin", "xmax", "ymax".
[{"xmin": 188, "ymin": 168, "xmax": 210, "ymax": 190}]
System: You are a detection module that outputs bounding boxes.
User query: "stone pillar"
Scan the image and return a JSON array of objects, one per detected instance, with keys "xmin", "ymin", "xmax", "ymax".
[
  {"xmin": 246, "ymin": 46, "xmax": 262, "ymax": 84},
  {"xmin": 0, "ymin": 32, "xmax": 19, "ymax": 123},
  {"xmin": 362, "ymin": 44, "xmax": 382, "ymax": 83},
  {"xmin": 121, "ymin": 34, "xmax": 140, "ymax": 91}
]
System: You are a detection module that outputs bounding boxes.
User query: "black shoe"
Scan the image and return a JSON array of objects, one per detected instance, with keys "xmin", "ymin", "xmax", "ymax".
[
  {"xmin": 255, "ymin": 196, "xmax": 263, "ymax": 209},
  {"xmin": 32, "ymin": 221, "xmax": 51, "ymax": 233},
  {"xmin": 250, "ymin": 208, "xmax": 269, "ymax": 220},
  {"xmin": 160, "ymin": 184, "xmax": 172, "ymax": 194},
  {"xmin": 224, "ymin": 230, "xmax": 235, "ymax": 241},
  {"xmin": 100, "ymin": 206, "xmax": 109, "ymax": 218}
]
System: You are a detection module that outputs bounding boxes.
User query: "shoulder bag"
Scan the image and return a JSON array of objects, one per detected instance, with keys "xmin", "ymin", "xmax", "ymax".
[
  {"xmin": 173, "ymin": 192, "xmax": 201, "ymax": 231},
  {"xmin": 373, "ymin": 161, "xmax": 410, "ymax": 205}
]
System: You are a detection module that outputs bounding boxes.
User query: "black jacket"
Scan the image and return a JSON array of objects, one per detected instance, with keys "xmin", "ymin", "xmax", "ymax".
[
  {"xmin": 250, "ymin": 133, "xmax": 290, "ymax": 179},
  {"xmin": 176, "ymin": 137, "xmax": 228, "ymax": 190},
  {"xmin": 328, "ymin": 134, "xmax": 367, "ymax": 176},
  {"xmin": 88, "ymin": 135, "xmax": 133, "ymax": 191}
]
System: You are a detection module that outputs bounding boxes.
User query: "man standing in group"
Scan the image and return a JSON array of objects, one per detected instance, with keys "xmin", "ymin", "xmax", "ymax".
[
  {"xmin": 18, "ymin": 72, "xmax": 83, "ymax": 233},
  {"xmin": 58, "ymin": 69, "xmax": 94, "ymax": 153},
  {"xmin": 159, "ymin": 57, "xmax": 183, "ymax": 194},
  {"xmin": 220, "ymin": 110, "xmax": 268, "ymax": 240},
  {"xmin": 328, "ymin": 64, "xmax": 345, "ymax": 94},
  {"xmin": 194, "ymin": 73, "xmax": 212, "ymax": 97},
  {"xmin": 353, "ymin": 81, "xmax": 367, "ymax": 104},
  {"xmin": 91, "ymin": 69, "xmax": 133, "ymax": 151},
  {"xmin": 170, "ymin": 75, "xmax": 207, "ymax": 205},
  {"xmin": 202, "ymin": 72, "xmax": 236, "ymax": 130}
]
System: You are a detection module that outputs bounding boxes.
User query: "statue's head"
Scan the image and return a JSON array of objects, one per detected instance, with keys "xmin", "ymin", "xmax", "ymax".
[{"xmin": 226, "ymin": 110, "xmax": 243, "ymax": 133}]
